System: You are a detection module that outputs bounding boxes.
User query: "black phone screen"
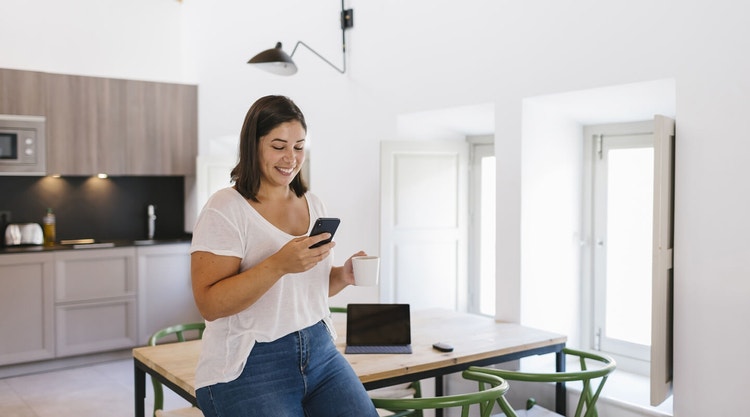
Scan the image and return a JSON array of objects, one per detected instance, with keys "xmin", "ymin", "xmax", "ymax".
[{"xmin": 309, "ymin": 217, "xmax": 340, "ymax": 248}]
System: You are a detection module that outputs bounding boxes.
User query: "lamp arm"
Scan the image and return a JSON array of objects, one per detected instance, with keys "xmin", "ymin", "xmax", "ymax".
[{"xmin": 290, "ymin": 40, "xmax": 346, "ymax": 74}]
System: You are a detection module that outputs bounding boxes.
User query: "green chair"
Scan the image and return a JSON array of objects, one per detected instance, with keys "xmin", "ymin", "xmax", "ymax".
[
  {"xmin": 469, "ymin": 347, "xmax": 616, "ymax": 417},
  {"xmin": 148, "ymin": 322, "xmax": 206, "ymax": 417},
  {"xmin": 370, "ymin": 370, "xmax": 516, "ymax": 417},
  {"xmin": 329, "ymin": 306, "xmax": 348, "ymax": 313}
]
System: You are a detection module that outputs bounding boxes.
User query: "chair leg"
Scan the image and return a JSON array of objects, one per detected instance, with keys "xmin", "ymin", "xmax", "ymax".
[
  {"xmin": 410, "ymin": 381, "xmax": 423, "ymax": 417},
  {"xmin": 526, "ymin": 397, "xmax": 537, "ymax": 410},
  {"xmin": 152, "ymin": 376, "xmax": 164, "ymax": 417}
]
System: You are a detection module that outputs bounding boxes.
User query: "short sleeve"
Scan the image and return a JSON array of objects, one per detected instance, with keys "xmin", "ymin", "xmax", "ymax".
[{"xmin": 191, "ymin": 188, "xmax": 246, "ymax": 258}]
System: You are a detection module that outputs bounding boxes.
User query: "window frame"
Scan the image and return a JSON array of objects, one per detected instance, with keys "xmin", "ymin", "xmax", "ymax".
[
  {"xmin": 468, "ymin": 136, "xmax": 495, "ymax": 316},
  {"xmin": 583, "ymin": 120, "xmax": 655, "ymax": 375}
]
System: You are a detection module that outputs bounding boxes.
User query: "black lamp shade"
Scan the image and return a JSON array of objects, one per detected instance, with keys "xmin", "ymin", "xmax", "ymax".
[{"xmin": 247, "ymin": 42, "xmax": 298, "ymax": 76}]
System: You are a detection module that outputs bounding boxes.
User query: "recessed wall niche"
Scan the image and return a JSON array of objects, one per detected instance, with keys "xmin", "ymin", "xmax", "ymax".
[{"xmin": 0, "ymin": 175, "xmax": 187, "ymax": 243}]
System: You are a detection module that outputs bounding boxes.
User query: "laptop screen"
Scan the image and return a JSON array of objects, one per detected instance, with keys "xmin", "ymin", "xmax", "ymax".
[{"xmin": 346, "ymin": 303, "xmax": 411, "ymax": 346}]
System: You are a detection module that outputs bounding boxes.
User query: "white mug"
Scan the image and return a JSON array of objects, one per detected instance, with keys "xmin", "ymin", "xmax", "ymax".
[{"xmin": 352, "ymin": 255, "xmax": 380, "ymax": 286}]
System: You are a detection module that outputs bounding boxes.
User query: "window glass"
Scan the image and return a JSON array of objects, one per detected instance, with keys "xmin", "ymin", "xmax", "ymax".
[
  {"xmin": 604, "ymin": 147, "xmax": 653, "ymax": 345},
  {"xmin": 470, "ymin": 142, "xmax": 495, "ymax": 316}
]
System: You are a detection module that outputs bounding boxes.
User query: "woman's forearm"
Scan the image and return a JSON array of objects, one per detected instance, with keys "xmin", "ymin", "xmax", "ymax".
[{"xmin": 192, "ymin": 253, "xmax": 286, "ymax": 321}]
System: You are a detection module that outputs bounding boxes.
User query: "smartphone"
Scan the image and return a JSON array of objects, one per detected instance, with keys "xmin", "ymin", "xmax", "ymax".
[{"xmin": 309, "ymin": 217, "xmax": 340, "ymax": 248}]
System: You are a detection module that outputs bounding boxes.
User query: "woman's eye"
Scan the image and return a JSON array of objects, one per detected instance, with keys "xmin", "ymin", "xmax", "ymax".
[
  {"xmin": 294, "ymin": 146, "xmax": 304, "ymax": 151},
  {"xmin": 272, "ymin": 146, "xmax": 285, "ymax": 151}
]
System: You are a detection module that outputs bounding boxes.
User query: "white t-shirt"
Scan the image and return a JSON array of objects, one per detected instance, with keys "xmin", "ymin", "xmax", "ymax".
[{"xmin": 190, "ymin": 187, "xmax": 334, "ymax": 389}]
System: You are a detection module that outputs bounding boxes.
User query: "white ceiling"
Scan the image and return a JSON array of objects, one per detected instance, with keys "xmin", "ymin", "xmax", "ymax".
[
  {"xmin": 396, "ymin": 79, "xmax": 676, "ymax": 140},
  {"xmin": 397, "ymin": 102, "xmax": 495, "ymax": 141},
  {"xmin": 525, "ymin": 79, "xmax": 677, "ymax": 125}
]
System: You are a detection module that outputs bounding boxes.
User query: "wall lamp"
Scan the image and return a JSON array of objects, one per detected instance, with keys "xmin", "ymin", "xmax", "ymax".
[{"xmin": 247, "ymin": 1, "xmax": 353, "ymax": 75}]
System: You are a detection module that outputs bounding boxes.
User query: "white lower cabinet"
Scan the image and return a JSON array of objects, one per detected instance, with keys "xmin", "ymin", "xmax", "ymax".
[
  {"xmin": 0, "ymin": 253, "xmax": 55, "ymax": 366},
  {"xmin": 0, "ymin": 243, "xmax": 198, "ymax": 367},
  {"xmin": 137, "ymin": 243, "xmax": 202, "ymax": 344},
  {"xmin": 55, "ymin": 299, "xmax": 138, "ymax": 356},
  {"xmin": 54, "ymin": 247, "xmax": 138, "ymax": 356}
]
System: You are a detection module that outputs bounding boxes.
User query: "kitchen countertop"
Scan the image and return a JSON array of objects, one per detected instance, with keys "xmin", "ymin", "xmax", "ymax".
[{"xmin": 0, "ymin": 237, "xmax": 192, "ymax": 254}]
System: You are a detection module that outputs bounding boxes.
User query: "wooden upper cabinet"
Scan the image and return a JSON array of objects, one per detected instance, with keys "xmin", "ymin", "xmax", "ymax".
[
  {"xmin": 125, "ymin": 80, "xmax": 197, "ymax": 175},
  {"xmin": 45, "ymin": 74, "xmax": 128, "ymax": 175},
  {"xmin": 1, "ymin": 68, "xmax": 197, "ymax": 176},
  {"xmin": 0, "ymin": 68, "xmax": 46, "ymax": 116},
  {"xmin": 43, "ymin": 73, "xmax": 92, "ymax": 175},
  {"xmin": 96, "ymin": 77, "xmax": 128, "ymax": 175}
]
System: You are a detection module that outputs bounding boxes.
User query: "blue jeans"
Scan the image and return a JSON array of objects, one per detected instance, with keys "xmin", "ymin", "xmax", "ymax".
[{"xmin": 196, "ymin": 321, "xmax": 378, "ymax": 417}]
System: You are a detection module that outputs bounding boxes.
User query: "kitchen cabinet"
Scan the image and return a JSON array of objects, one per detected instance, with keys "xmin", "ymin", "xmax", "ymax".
[
  {"xmin": 0, "ymin": 68, "xmax": 46, "ymax": 116},
  {"xmin": 136, "ymin": 242, "xmax": 202, "ymax": 344},
  {"xmin": 0, "ymin": 67, "xmax": 197, "ymax": 176},
  {"xmin": 0, "ymin": 243, "xmax": 198, "ymax": 368},
  {"xmin": 125, "ymin": 80, "xmax": 198, "ymax": 176},
  {"xmin": 54, "ymin": 247, "xmax": 138, "ymax": 356},
  {"xmin": 0, "ymin": 253, "xmax": 55, "ymax": 366},
  {"xmin": 44, "ymin": 73, "xmax": 128, "ymax": 175}
]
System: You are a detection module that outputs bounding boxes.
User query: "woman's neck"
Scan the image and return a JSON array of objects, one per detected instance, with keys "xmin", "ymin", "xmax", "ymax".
[{"xmin": 255, "ymin": 184, "xmax": 295, "ymax": 203}]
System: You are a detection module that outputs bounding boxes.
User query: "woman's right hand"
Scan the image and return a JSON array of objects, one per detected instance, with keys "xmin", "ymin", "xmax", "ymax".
[{"xmin": 273, "ymin": 233, "xmax": 336, "ymax": 274}]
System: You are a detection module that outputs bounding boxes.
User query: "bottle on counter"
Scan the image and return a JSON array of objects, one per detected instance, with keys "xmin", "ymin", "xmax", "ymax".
[
  {"xmin": 147, "ymin": 204, "xmax": 156, "ymax": 240},
  {"xmin": 43, "ymin": 208, "xmax": 56, "ymax": 246}
]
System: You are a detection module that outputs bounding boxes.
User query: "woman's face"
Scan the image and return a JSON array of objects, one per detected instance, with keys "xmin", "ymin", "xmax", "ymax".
[{"xmin": 258, "ymin": 121, "xmax": 307, "ymax": 189}]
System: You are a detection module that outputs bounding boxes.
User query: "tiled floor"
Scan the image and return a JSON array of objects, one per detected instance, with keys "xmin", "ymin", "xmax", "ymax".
[
  {"xmin": 0, "ymin": 359, "xmax": 191, "ymax": 417},
  {"xmin": 1, "ymin": 357, "xmax": 673, "ymax": 417}
]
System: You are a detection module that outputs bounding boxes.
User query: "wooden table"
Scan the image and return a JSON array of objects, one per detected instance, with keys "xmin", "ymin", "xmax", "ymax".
[{"xmin": 133, "ymin": 309, "xmax": 567, "ymax": 417}]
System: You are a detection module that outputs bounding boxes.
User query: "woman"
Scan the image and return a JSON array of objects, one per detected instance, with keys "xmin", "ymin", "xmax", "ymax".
[{"xmin": 191, "ymin": 95, "xmax": 378, "ymax": 416}]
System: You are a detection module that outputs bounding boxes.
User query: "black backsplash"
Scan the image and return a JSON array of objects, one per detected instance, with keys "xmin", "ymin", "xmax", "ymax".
[{"xmin": 0, "ymin": 176, "xmax": 187, "ymax": 243}]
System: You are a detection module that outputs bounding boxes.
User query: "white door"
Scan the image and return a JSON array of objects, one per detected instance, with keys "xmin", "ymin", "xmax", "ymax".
[{"xmin": 380, "ymin": 141, "xmax": 469, "ymax": 310}]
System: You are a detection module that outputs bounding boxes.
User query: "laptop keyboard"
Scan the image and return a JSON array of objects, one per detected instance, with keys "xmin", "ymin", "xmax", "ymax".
[{"xmin": 345, "ymin": 345, "xmax": 412, "ymax": 354}]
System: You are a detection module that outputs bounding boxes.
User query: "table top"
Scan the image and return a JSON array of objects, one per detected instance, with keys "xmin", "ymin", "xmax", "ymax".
[{"xmin": 133, "ymin": 308, "xmax": 566, "ymax": 397}]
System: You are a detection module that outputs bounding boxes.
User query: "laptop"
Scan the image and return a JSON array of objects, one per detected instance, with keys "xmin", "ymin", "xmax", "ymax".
[{"xmin": 345, "ymin": 303, "xmax": 412, "ymax": 354}]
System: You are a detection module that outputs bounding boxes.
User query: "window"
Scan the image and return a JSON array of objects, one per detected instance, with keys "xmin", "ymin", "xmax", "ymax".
[
  {"xmin": 585, "ymin": 121, "xmax": 654, "ymax": 374},
  {"xmin": 584, "ymin": 117, "xmax": 675, "ymax": 404},
  {"xmin": 469, "ymin": 140, "xmax": 495, "ymax": 316}
]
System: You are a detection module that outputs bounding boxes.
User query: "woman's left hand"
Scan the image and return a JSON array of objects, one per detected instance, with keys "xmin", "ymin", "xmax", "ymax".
[
  {"xmin": 329, "ymin": 250, "xmax": 366, "ymax": 295},
  {"xmin": 341, "ymin": 251, "xmax": 366, "ymax": 286}
]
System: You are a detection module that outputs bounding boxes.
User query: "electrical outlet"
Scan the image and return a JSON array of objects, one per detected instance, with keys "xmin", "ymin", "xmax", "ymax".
[{"xmin": 0, "ymin": 210, "xmax": 11, "ymax": 223}]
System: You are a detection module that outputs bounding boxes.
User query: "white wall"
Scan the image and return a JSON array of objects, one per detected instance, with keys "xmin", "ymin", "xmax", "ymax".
[
  {"xmin": 520, "ymin": 99, "xmax": 583, "ymax": 345},
  {"xmin": 0, "ymin": 0, "xmax": 186, "ymax": 82},
  {"xmin": 3, "ymin": 0, "xmax": 750, "ymax": 415}
]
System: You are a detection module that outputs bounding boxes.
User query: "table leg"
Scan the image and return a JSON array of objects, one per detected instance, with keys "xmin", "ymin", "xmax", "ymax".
[
  {"xmin": 435, "ymin": 375, "xmax": 444, "ymax": 417},
  {"xmin": 555, "ymin": 349, "xmax": 567, "ymax": 415},
  {"xmin": 135, "ymin": 360, "xmax": 146, "ymax": 417}
]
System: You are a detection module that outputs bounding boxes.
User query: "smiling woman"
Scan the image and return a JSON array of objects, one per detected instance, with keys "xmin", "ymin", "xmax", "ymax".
[{"xmin": 190, "ymin": 95, "xmax": 378, "ymax": 417}]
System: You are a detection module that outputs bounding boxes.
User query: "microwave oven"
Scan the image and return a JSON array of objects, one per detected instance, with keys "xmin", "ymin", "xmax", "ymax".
[{"xmin": 0, "ymin": 114, "xmax": 46, "ymax": 176}]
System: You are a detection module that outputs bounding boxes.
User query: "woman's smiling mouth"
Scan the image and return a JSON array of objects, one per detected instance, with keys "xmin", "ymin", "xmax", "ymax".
[{"xmin": 276, "ymin": 166, "xmax": 296, "ymax": 175}]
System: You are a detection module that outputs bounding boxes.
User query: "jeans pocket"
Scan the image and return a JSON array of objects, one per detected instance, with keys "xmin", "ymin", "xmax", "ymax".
[{"xmin": 320, "ymin": 318, "xmax": 337, "ymax": 342}]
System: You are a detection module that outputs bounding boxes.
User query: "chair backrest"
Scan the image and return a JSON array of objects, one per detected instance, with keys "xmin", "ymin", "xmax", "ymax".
[
  {"xmin": 148, "ymin": 322, "xmax": 206, "ymax": 346},
  {"xmin": 370, "ymin": 370, "xmax": 516, "ymax": 417},
  {"xmin": 470, "ymin": 347, "xmax": 616, "ymax": 417},
  {"xmin": 148, "ymin": 322, "xmax": 206, "ymax": 417}
]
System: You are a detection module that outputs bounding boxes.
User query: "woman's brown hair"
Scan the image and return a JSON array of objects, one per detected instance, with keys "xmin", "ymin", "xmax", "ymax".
[{"xmin": 231, "ymin": 95, "xmax": 308, "ymax": 202}]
